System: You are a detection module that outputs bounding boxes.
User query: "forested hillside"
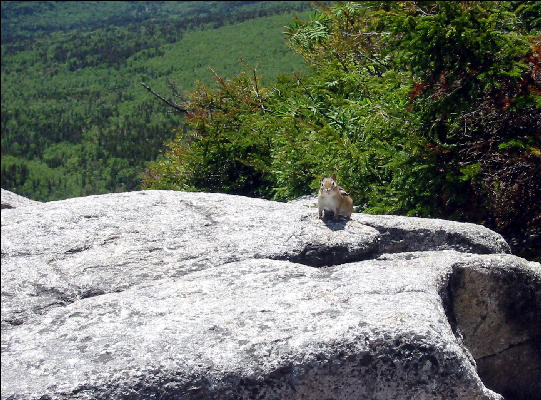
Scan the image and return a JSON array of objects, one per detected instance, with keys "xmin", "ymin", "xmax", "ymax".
[
  {"xmin": 1, "ymin": 1, "xmax": 311, "ymax": 201},
  {"xmin": 143, "ymin": 1, "xmax": 540, "ymax": 260}
]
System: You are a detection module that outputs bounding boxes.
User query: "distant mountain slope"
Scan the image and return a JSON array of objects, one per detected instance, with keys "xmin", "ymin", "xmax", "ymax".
[
  {"xmin": 1, "ymin": 1, "xmax": 311, "ymax": 42},
  {"xmin": 1, "ymin": 1, "xmax": 312, "ymax": 201}
]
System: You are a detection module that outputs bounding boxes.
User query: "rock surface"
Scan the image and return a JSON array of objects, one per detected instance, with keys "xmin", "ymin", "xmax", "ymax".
[
  {"xmin": 1, "ymin": 188, "xmax": 41, "ymax": 209},
  {"xmin": 1, "ymin": 189, "xmax": 539, "ymax": 400}
]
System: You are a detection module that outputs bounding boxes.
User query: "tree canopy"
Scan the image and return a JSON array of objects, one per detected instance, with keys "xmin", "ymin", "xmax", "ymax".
[{"xmin": 1, "ymin": 2, "xmax": 310, "ymax": 201}]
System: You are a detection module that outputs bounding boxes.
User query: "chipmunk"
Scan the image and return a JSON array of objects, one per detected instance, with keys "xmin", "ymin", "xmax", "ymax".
[{"xmin": 318, "ymin": 174, "xmax": 353, "ymax": 220}]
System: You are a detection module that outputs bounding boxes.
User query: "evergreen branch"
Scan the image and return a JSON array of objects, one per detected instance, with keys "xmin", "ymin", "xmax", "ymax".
[
  {"xmin": 296, "ymin": 77, "xmax": 345, "ymax": 128},
  {"xmin": 239, "ymin": 58, "xmax": 267, "ymax": 113}
]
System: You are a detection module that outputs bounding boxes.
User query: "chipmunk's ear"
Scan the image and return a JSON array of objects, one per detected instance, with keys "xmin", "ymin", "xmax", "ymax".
[
  {"xmin": 321, "ymin": 174, "xmax": 326, "ymax": 181},
  {"xmin": 331, "ymin": 173, "xmax": 337, "ymax": 181}
]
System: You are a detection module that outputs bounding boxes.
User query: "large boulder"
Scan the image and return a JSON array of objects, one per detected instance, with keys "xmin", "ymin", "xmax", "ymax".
[{"xmin": 1, "ymin": 190, "xmax": 539, "ymax": 400}]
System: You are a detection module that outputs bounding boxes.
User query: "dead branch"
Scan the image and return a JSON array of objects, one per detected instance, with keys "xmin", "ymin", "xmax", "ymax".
[{"xmin": 140, "ymin": 81, "xmax": 187, "ymax": 113}]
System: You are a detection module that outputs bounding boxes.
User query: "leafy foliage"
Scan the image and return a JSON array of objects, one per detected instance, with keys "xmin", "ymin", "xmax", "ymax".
[{"xmin": 144, "ymin": 1, "xmax": 540, "ymax": 260}]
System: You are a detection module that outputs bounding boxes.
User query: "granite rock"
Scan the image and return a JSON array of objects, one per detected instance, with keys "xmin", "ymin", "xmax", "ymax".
[
  {"xmin": 1, "ymin": 190, "xmax": 539, "ymax": 400},
  {"xmin": 1, "ymin": 188, "xmax": 41, "ymax": 209}
]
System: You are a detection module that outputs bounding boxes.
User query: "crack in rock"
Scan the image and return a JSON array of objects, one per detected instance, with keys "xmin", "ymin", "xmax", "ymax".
[{"xmin": 444, "ymin": 258, "xmax": 541, "ymax": 400}]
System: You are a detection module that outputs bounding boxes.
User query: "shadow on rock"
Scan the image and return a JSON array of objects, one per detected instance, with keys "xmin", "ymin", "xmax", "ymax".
[{"xmin": 321, "ymin": 215, "xmax": 349, "ymax": 231}]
